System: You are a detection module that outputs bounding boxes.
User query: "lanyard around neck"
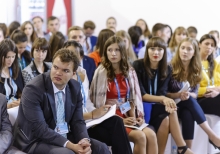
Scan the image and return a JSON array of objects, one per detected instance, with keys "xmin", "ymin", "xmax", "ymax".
[
  {"xmin": 114, "ymin": 77, "xmax": 130, "ymax": 103},
  {"xmin": 202, "ymin": 64, "xmax": 214, "ymax": 87},
  {"xmin": 5, "ymin": 68, "xmax": 17, "ymax": 101},
  {"xmin": 149, "ymin": 73, "xmax": 158, "ymax": 95},
  {"xmin": 76, "ymin": 73, "xmax": 86, "ymax": 107}
]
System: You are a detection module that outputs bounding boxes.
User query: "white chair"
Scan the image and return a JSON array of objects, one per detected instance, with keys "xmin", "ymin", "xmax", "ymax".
[{"xmin": 7, "ymin": 106, "xmax": 19, "ymax": 126}]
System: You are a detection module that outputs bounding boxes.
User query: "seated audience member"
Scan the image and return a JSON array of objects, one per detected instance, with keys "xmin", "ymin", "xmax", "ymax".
[
  {"xmin": 10, "ymin": 30, "xmax": 32, "ymax": 70},
  {"xmin": 133, "ymin": 37, "xmax": 193, "ymax": 154},
  {"xmin": 209, "ymin": 30, "xmax": 220, "ymax": 59},
  {"xmin": 47, "ymin": 16, "xmax": 60, "ymax": 37},
  {"xmin": 167, "ymin": 37, "xmax": 220, "ymax": 149},
  {"xmin": 106, "ymin": 17, "xmax": 117, "ymax": 33},
  {"xmin": 187, "ymin": 26, "xmax": 198, "ymax": 39},
  {"xmin": 115, "ymin": 30, "xmax": 137, "ymax": 65},
  {"xmin": 20, "ymin": 21, "xmax": 38, "ymax": 52},
  {"xmin": 166, "ymin": 24, "xmax": 173, "ymax": 45},
  {"xmin": 0, "ymin": 23, "xmax": 7, "ymax": 42},
  {"xmin": 0, "ymin": 39, "xmax": 24, "ymax": 109},
  {"xmin": 198, "ymin": 34, "xmax": 220, "ymax": 127},
  {"xmin": 89, "ymin": 29, "xmax": 114, "ymax": 66},
  {"xmin": 83, "ymin": 20, "xmax": 97, "ymax": 53},
  {"xmin": 68, "ymin": 26, "xmax": 96, "ymax": 84},
  {"xmin": 0, "ymin": 93, "xmax": 26, "ymax": 154},
  {"xmin": 32, "ymin": 16, "xmax": 50, "ymax": 41},
  {"xmin": 90, "ymin": 36, "xmax": 158, "ymax": 154},
  {"xmin": 168, "ymin": 27, "xmax": 188, "ymax": 62},
  {"xmin": 7, "ymin": 21, "xmax": 20, "ymax": 38},
  {"xmin": 63, "ymin": 40, "xmax": 133, "ymax": 154},
  {"xmin": 49, "ymin": 31, "xmax": 65, "ymax": 60},
  {"xmin": 128, "ymin": 26, "xmax": 144, "ymax": 57},
  {"xmin": 22, "ymin": 38, "xmax": 51, "ymax": 85},
  {"xmin": 135, "ymin": 19, "xmax": 151, "ymax": 45},
  {"xmin": 138, "ymin": 23, "xmax": 171, "ymax": 59},
  {"xmin": 13, "ymin": 48, "xmax": 110, "ymax": 154}
]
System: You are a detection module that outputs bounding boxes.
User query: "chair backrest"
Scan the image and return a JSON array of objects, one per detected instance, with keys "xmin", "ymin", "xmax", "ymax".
[{"xmin": 7, "ymin": 106, "xmax": 19, "ymax": 126}]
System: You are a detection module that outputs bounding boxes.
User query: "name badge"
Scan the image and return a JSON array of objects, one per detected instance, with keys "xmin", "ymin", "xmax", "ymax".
[
  {"xmin": 55, "ymin": 122, "xmax": 69, "ymax": 135},
  {"xmin": 119, "ymin": 101, "xmax": 131, "ymax": 114}
]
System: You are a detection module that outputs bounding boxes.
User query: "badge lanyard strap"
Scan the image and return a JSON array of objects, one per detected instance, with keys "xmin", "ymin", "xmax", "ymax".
[
  {"xmin": 5, "ymin": 68, "xmax": 17, "ymax": 101},
  {"xmin": 149, "ymin": 74, "xmax": 157, "ymax": 95},
  {"xmin": 114, "ymin": 77, "xmax": 130, "ymax": 103},
  {"xmin": 76, "ymin": 73, "xmax": 86, "ymax": 108},
  {"xmin": 22, "ymin": 56, "xmax": 26, "ymax": 68},
  {"xmin": 202, "ymin": 65, "xmax": 214, "ymax": 87}
]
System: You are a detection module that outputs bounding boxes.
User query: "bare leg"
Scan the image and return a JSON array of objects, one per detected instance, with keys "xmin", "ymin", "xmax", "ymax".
[
  {"xmin": 143, "ymin": 127, "xmax": 158, "ymax": 154},
  {"xmin": 128, "ymin": 130, "xmax": 146, "ymax": 154},
  {"xmin": 200, "ymin": 121, "xmax": 220, "ymax": 147},
  {"xmin": 169, "ymin": 111, "xmax": 193, "ymax": 154},
  {"xmin": 157, "ymin": 117, "xmax": 169, "ymax": 154},
  {"xmin": 185, "ymin": 140, "xmax": 192, "ymax": 149}
]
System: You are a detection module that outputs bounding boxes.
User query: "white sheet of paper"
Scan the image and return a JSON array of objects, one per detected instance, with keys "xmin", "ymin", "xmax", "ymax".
[{"xmin": 125, "ymin": 123, "xmax": 149, "ymax": 130}]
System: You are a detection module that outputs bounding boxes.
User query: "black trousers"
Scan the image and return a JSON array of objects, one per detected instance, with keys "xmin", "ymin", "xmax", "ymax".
[
  {"xmin": 33, "ymin": 138, "xmax": 109, "ymax": 154},
  {"xmin": 177, "ymin": 96, "xmax": 206, "ymax": 140},
  {"xmin": 88, "ymin": 116, "xmax": 132, "ymax": 154},
  {"xmin": 198, "ymin": 94, "xmax": 220, "ymax": 116}
]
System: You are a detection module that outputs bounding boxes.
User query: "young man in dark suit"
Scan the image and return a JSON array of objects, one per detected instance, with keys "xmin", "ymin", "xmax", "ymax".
[
  {"xmin": 68, "ymin": 26, "xmax": 96, "ymax": 85},
  {"xmin": 83, "ymin": 20, "xmax": 97, "ymax": 52},
  {"xmin": 13, "ymin": 49, "xmax": 109, "ymax": 154}
]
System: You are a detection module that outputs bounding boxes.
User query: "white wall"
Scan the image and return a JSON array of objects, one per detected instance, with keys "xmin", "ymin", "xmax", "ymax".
[{"xmin": 73, "ymin": 0, "xmax": 220, "ymax": 39}]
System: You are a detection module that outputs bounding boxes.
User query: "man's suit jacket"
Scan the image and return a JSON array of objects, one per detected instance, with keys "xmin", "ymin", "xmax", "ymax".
[
  {"xmin": 90, "ymin": 36, "xmax": 97, "ymax": 51},
  {"xmin": 0, "ymin": 94, "xmax": 13, "ymax": 154},
  {"xmin": 83, "ymin": 56, "xmax": 96, "ymax": 85},
  {"xmin": 13, "ymin": 72, "xmax": 89, "ymax": 153}
]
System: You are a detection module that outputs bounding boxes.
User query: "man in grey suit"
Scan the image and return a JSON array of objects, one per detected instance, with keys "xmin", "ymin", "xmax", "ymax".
[
  {"xmin": 13, "ymin": 49, "xmax": 109, "ymax": 154},
  {"xmin": 0, "ymin": 93, "xmax": 25, "ymax": 154}
]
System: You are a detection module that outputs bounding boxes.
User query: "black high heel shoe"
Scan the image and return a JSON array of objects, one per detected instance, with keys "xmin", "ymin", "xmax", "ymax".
[
  {"xmin": 178, "ymin": 146, "xmax": 188, "ymax": 154},
  {"xmin": 209, "ymin": 139, "xmax": 220, "ymax": 150}
]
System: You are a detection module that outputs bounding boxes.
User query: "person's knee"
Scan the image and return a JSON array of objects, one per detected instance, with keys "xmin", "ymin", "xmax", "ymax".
[
  {"xmin": 131, "ymin": 130, "xmax": 146, "ymax": 144},
  {"xmin": 49, "ymin": 148, "xmax": 75, "ymax": 154},
  {"xmin": 144, "ymin": 127, "xmax": 157, "ymax": 141},
  {"xmin": 90, "ymin": 138, "xmax": 110, "ymax": 154},
  {"xmin": 161, "ymin": 116, "xmax": 169, "ymax": 128}
]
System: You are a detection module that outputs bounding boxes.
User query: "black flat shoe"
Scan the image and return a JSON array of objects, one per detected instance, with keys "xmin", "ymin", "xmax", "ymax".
[
  {"xmin": 178, "ymin": 146, "xmax": 188, "ymax": 154},
  {"xmin": 209, "ymin": 139, "xmax": 220, "ymax": 150}
]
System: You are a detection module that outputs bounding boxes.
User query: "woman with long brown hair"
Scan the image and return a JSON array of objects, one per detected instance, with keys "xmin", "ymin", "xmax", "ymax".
[
  {"xmin": 167, "ymin": 37, "xmax": 220, "ymax": 149},
  {"xmin": 133, "ymin": 37, "xmax": 193, "ymax": 154},
  {"xmin": 90, "ymin": 36, "xmax": 158, "ymax": 154}
]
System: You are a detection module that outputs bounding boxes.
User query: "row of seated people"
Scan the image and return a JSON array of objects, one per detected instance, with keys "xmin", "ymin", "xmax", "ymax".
[{"xmin": 0, "ymin": 32, "xmax": 220, "ymax": 154}]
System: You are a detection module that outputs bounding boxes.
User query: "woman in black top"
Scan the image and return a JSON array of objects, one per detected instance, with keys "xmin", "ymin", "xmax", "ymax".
[
  {"xmin": 0, "ymin": 39, "xmax": 24, "ymax": 109},
  {"xmin": 133, "ymin": 37, "xmax": 193, "ymax": 154}
]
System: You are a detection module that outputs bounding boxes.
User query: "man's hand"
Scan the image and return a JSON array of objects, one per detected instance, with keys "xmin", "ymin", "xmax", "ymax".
[
  {"xmin": 92, "ymin": 105, "xmax": 111, "ymax": 119},
  {"xmin": 78, "ymin": 138, "xmax": 92, "ymax": 154}
]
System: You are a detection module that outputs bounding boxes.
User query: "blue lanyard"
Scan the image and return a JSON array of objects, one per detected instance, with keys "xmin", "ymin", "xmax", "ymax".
[
  {"xmin": 76, "ymin": 73, "xmax": 86, "ymax": 107},
  {"xmin": 5, "ymin": 68, "xmax": 17, "ymax": 101},
  {"xmin": 114, "ymin": 77, "xmax": 130, "ymax": 103},
  {"xmin": 19, "ymin": 56, "xmax": 26, "ymax": 69},
  {"xmin": 149, "ymin": 74, "xmax": 157, "ymax": 95}
]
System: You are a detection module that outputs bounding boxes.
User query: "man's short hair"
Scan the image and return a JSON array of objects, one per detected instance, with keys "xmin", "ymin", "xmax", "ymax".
[
  {"xmin": 152, "ymin": 23, "xmax": 166, "ymax": 36},
  {"xmin": 83, "ymin": 21, "xmax": 96, "ymax": 30},
  {"xmin": 47, "ymin": 16, "xmax": 59, "ymax": 24},
  {"xmin": 32, "ymin": 16, "xmax": 44, "ymax": 22},
  {"xmin": 68, "ymin": 26, "xmax": 84, "ymax": 36},
  {"xmin": 52, "ymin": 48, "xmax": 80, "ymax": 72},
  {"xmin": 187, "ymin": 26, "xmax": 198, "ymax": 34}
]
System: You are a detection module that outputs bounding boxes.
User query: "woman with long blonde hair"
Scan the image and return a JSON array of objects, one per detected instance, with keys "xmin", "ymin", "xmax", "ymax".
[
  {"xmin": 168, "ymin": 27, "xmax": 188, "ymax": 63},
  {"xmin": 116, "ymin": 30, "xmax": 137, "ymax": 65},
  {"xmin": 167, "ymin": 37, "xmax": 220, "ymax": 149}
]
